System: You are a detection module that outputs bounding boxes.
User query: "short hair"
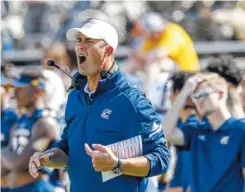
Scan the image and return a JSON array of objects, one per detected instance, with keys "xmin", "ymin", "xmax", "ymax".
[
  {"xmin": 169, "ymin": 71, "xmax": 196, "ymax": 93},
  {"xmin": 204, "ymin": 56, "xmax": 242, "ymax": 87},
  {"xmin": 197, "ymin": 73, "xmax": 228, "ymax": 93}
]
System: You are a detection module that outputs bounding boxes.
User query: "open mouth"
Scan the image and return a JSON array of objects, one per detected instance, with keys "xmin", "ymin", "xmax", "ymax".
[{"xmin": 79, "ymin": 55, "xmax": 86, "ymax": 64}]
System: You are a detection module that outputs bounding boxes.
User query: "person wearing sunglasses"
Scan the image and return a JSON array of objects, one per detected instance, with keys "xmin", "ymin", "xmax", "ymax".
[
  {"xmin": 162, "ymin": 73, "xmax": 245, "ymax": 192},
  {"xmin": 204, "ymin": 56, "xmax": 244, "ymax": 119}
]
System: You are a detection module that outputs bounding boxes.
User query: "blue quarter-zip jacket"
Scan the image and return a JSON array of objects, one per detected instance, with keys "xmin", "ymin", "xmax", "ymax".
[{"xmin": 57, "ymin": 70, "xmax": 170, "ymax": 192}]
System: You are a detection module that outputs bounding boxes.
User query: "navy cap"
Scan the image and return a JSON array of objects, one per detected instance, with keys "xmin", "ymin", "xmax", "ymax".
[{"xmin": 9, "ymin": 74, "xmax": 45, "ymax": 90}]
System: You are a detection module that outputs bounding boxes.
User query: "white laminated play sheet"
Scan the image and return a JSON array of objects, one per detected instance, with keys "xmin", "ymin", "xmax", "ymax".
[{"xmin": 101, "ymin": 135, "xmax": 143, "ymax": 182}]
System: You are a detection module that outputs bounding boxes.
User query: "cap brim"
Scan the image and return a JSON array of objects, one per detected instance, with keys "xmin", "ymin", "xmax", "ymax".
[
  {"xmin": 8, "ymin": 79, "xmax": 29, "ymax": 88},
  {"xmin": 66, "ymin": 28, "xmax": 102, "ymax": 41},
  {"xmin": 1, "ymin": 75, "xmax": 8, "ymax": 86}
]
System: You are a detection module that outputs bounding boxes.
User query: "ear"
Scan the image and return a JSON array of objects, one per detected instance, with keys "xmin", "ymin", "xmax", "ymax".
[
  {"xmin": 175, "ymin": 90, "xmax": 180, "ymax": 94},
  {"xmin": 105, "ymin": 46, "xmax": 113, "ymax": 57},
  {"xmin": 219, "ymin": 91, "xmax": 224, "ymax": 99}
]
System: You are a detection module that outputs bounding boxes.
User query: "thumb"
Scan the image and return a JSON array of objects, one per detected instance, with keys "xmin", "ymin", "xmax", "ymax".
[
  {"xmin": 85, "ymin": 143, "xmax": 93, "ymax": 157},
  {"xmin": 38, "ymin": 152, "xmax": 54, "ymax": 166},
  {"xmin": 39, "ymin": 157, "xmax": 49, "ymax": 166},
  {"xmin": 92, "ymin": 144, "xmax": 107, "ymax": 153}
]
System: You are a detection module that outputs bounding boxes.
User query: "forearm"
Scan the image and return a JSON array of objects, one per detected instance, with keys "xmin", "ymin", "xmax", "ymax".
[
  {"xmin": 1, "ymin": 150, "xmax": 23, "ymax": 170},
  {"xmin": 45, "ymin": 148, "xmax": 68, "ymax": 169},
  {"xmin": 1, "ymin": 157, "xmax": 10, "ymax": 177},
  {"xmin": 120, "ymin": 156, "xmax": 150, "ymax": 177},
  {"xmin": 120, "ymin": 144, "xmax": 170, "ymax": 178},
  {"xmin": 162, "ymin": 91, "xmax": 188, "ymax": 139}
]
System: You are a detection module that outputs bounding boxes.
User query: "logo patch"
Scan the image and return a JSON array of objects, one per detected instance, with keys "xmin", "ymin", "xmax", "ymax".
[
  {"xmin": 220, "ymin": 136, "xmax": 229, "ymax": 145},
  {"xmin": 198, "ymin": 135, "xmax": 206, "ymax": 141},
  {"xmin": 101, "ymin": 108, "xmax": 112, "ymax": 120}
]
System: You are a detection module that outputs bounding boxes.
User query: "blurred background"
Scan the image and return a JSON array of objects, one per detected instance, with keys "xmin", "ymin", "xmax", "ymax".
[{"xmin": 1, "ymin": 0, "xmax": 245, "ymax": 68}]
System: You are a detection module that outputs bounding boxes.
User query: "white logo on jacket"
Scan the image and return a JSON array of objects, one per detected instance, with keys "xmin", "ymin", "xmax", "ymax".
[
  {"xmin": 198, "ymin": 135, "xmax": 206, "ymax": 141},
  {"xmin": 101, "ymin": 108, "xmax": 112, "ymax": 120},
  {"xmin": 220, "ymin": 136, "xmax": 229, "ymax": 145}
]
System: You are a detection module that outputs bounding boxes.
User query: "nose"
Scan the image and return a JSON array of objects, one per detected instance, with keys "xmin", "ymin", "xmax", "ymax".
[{"xmin": 76, "ymin": 41, "xmax": 88, "ymax": 51}]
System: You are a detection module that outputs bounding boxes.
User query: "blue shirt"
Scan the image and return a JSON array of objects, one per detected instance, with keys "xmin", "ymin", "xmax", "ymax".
[
  {"xmin": 57, "ymin": 71, "xmax": 170, "ymax": 192},
  {"xmin": 11, "ymin": 109, "xmax": 57, "ymax": 176},
  {"xmin": 181, "ymin": 117, "xmax": 245, "ymax": 192},
  {"xmin": 1, "ymin": 108, "xmax": 17, "ymax": 148},
  {"xmin": 11, "ymin": 109, "xmax": 44, "ymax": 154},
  {"xmin": 170, "ymin": 114, "xmax": 197, "ymax": 190}
]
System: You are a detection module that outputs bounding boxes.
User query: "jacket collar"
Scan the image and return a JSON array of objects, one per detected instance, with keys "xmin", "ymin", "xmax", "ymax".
[
  {"xmin": 78, "ymin": 70, "xmax": 125, "ymax": 94},
  {"xmin": 202, "ymin": 117, "xmax": 235, "ymax": 132}
]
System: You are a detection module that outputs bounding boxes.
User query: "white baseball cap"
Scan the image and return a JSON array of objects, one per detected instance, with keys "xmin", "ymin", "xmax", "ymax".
[{"xmin": 66, "ymin": 18, "xmax": 118, "ymax": 53}]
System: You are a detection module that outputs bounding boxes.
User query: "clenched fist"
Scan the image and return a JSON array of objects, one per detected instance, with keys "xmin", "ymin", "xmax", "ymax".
[{"xmin": 85, "ymin": 143, "xmax": 118, "ymax": 172}]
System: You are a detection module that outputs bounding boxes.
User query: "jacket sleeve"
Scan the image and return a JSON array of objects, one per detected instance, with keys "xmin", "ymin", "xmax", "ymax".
[
  {"xmin": 56, "ymin": 126, "xmax": 69, "ymax": 155},
  {"xmin": 141, "ymin": 119, "xmax": 170, "ymax": 177},
  {"xmin": 128, "ymin": 92, "xmax": 170, "ymax": 177}
]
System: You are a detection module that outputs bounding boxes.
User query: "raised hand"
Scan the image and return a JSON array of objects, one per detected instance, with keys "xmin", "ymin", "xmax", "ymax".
[{"xmin": 182, "ymin": 74, "xmax": 204, "ymax": 95}]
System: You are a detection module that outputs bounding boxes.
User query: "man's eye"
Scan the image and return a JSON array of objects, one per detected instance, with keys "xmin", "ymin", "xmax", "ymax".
[{"xmin": 86, "ymin": 40, "xmax": 94, "ymax": 44}]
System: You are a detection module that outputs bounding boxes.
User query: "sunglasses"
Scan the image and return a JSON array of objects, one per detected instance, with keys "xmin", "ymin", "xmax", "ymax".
[{"xmin": 191, "ymin": 89, "xmax": 218, "ymax": 101}]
